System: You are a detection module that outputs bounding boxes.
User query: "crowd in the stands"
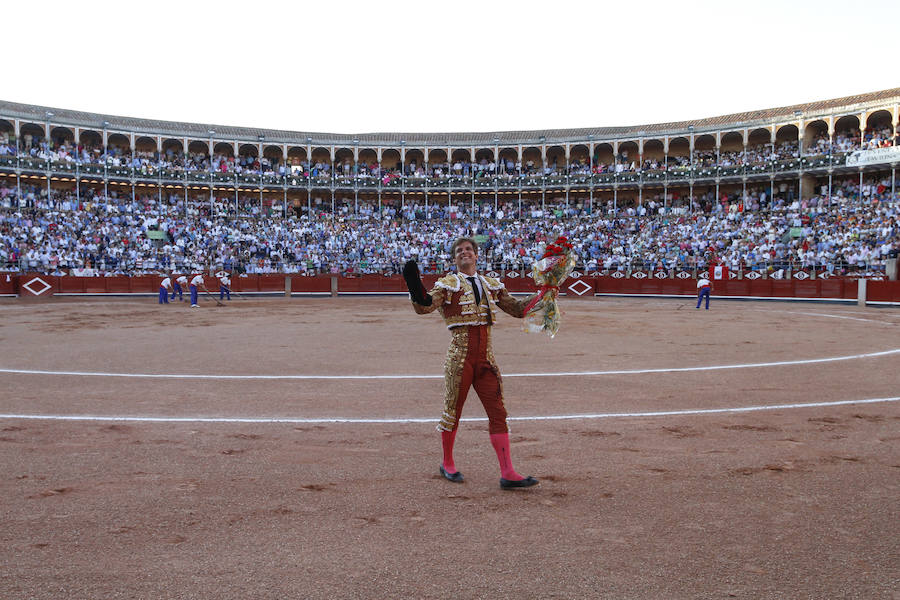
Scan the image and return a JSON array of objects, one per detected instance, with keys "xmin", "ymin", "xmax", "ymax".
[
  {"xmin": 1, "ymin": 125, "xmax": 896, "ymax": 183},
  {"xmin": 1, "ymin": 171, "xmax": 897, "ymax": 277}
]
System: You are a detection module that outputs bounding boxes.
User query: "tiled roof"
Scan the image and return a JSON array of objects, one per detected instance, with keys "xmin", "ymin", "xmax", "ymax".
[{"xmin": 1, "ymin": 88, "xmax": 897, "ymax": 147}]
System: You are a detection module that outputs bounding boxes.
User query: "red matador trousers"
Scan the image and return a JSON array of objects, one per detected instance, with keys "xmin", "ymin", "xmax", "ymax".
[{"xmin": 437, "ymin": 325, "xmax": 509, "ymax": 434}]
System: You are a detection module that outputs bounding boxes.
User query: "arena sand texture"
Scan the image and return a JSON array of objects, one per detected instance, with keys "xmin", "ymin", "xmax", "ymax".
[{"xmin": 1, "ymin": 296, "xmax": 898, "ymax": 599}]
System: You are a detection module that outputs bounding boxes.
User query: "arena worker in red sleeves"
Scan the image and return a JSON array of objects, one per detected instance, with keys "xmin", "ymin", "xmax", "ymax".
[{"xmin": 403, "ymin": 237, "xmax": 539, "ymax": 490}]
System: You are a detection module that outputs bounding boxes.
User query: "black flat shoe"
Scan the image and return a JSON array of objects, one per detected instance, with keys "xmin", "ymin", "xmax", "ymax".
[
  {"xmin": 500, "ymin": 476, "xmax": 539, "ymax": 489},
  {"xmin": 440, "ymin": 465, "xmax": 464, "ymax": 483}
]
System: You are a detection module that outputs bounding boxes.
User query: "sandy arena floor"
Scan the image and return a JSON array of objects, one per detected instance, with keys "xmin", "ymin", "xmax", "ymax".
[{"xmin": 1, "ymin": 296, "xmax": 898, "ymax": 599}]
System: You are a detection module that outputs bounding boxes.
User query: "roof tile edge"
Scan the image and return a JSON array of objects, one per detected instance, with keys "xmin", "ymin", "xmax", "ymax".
[{"xmin": 1, "ymin": 87, "xmax": 898, "ymax": 145}]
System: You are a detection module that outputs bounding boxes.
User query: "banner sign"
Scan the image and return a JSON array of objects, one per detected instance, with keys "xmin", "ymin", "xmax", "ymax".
[{"xmin": 845, "ymin": 146, "xmax": 900, "ymax": 167}]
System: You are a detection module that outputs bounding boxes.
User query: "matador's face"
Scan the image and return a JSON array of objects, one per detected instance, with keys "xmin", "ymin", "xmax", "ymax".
[{"xmin": 454, "ymin": 242, "xmax": 478, "ymax": 275}]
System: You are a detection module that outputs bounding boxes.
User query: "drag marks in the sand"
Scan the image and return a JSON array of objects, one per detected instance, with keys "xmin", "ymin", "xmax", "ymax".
[
  {"xmin": 27, "ymin": 486, "xmax": 74, "ymax": 499},
  {"xmin": 727, "ymin": 452, "xmax": 868, "ymax": 478}
]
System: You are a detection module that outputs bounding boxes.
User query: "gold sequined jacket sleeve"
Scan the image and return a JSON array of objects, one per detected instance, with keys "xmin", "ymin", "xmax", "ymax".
[
  {"xmin": 411, "ymin": 287, "xmax": 446, "ymax": 314},
  {"xmin": 495, "ymin": 288, "xmax": 536, "ymax": 319}
]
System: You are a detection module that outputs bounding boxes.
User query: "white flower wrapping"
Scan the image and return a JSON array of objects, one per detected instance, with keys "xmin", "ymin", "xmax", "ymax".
[{"xmin": 522, "ymin": 252, "xmax": 577, "ymax": 338}]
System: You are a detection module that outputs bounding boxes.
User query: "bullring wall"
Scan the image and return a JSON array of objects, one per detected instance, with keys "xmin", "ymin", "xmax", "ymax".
[{"xmin": 4, "ymin": 273, "xmax": 899, "ymax": 305}]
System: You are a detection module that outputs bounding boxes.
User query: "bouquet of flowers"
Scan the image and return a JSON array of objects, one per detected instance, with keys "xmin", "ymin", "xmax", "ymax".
[{"xmin": 522, "ymin": 236, "xmax": 577, "ymax": 338}]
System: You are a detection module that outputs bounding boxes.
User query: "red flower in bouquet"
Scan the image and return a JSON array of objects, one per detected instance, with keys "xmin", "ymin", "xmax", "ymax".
[{"xmin": 523, "ymin": 236, "xmax": 578, "ymax": 338}]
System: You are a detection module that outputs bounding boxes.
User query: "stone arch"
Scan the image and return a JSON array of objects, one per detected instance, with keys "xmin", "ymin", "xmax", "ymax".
[
  {"xmin": 521, "ymin": 146, "xmax": 542, "ymax": 172},
  {"xmin": 617, "ymin": 141, "xmax": 639, "ymax": 165},
  {"xmin": 474, "ymin": 148, "xmax": 494, "ymax": 164},
  {"xmin": 239, "ymin": 143, "xmax": 259, "ymax": 157},
  {"xmin": 51, "ymin": 126, "xmax": 74, "ymax": 147},
  {"xmin": 720, "ymin": 131, "xmax": 744, "ymax": 152},
  {"xmin": 498, "ymin": 148, "xmax": 518, "ymax": 173},
  {"xmin": 545, "ymin": 145, "xmax": 565, "ymax": 170},
  {"xmin": 775, "ymin": 124, "xmax": 798, "ymax": 144},
  {"xmin": 263, "ymin": 145, "xmax": 283, "ymax": 162},
  {"xmin": 20, "ymin": 123, "xmax": 45, "ymax": 148},
  {"xmin": 80, "ymin": 129, "xmax": 103, "ymax": 150},
  {"xmin": 773, "ymin": 125, "xmax": 798, "ymax": 160},
  {"xmin": 865, "ymin": 109, "xmax": 893, "ymax": 144},
  {"xmin": 865, "ymin": 109, "xmax": 891, "ymax": 129},
  {"xmin": 594, "ymin": 143, "xmax": 614, "ymax": 166},
  {"xmin": 405, "ymin": 149, "xmax": 425, "ymax": 175},
  {"xmin": 287, "ymin": 146, "xmax": 308, "ymax": 165},
  {"xmin": 427, "ymin": 148, "xmax": 447, "ymax": 164},
  {"xmin": 334, "ymin": 147, "xmax": 354, "ymax": 175},
  {"xmin": 747, "ymin": 128, "xmax": 771, "ymax": 147},
  {"xmin": 642, "ymin": 139, "xmax": 665, "ymax": 163},
  {"xmin": 162, "ymin": 138, "xmax": 183, "ymax": 157},
  {"xmin": 775, "ymin": 124, "xmax": 798, "ymax": 156},
  {"xmin": 694, "ymin": 134, "xmax": 715, "ymax": 152},
  {"xmin": 310, "ymin": 147, "xmax": 331, "ymax": 166},
  {"xmin": 107, "ymin": 133, "xmax": 131, "ymax": 154},
  {"xmin": 668, "ymin": 137, "xmax": 690, "ymax": 159},
  {"xmin": 263, "ymin": 145, "xmax": 283, "ymax": 173},
  {"xmin": 358, "ymin": 148, "xmax": 377, "ymax": 170},
  {"xmin": 381, "ymin": 148, "xmax": 401, "ymax": 170},
  {"xmin": 803, "ymin": 120, "xmax": 829, "ymax": 151},
  {"xmin": 569, "ymin": 144, "xmax": 590, "ymax": 165},
  {"xmin": 135, "ymin": 136, "xmax": 157, "ymax": 154},
  {"xmin": 214, "ymin": 142, "xmax": 234, "ymax": 157},
  {"xmin": 188, "ymin": 140, "xmax": 210, "ymax": 156},
  {"xmin": 834, "ymin": 114, "xmax": 860, "ymax": 136},
  {"xmin": 0, "ymin": 119, "xmax": 13, "ymax": 138},
  {"xmin": 450, "ymin": 148, "xmax": 471, "ymax": 164}
]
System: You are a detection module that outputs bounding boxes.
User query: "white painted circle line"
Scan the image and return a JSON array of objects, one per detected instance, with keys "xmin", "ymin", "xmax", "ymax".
[
  {"xmin": 1, "ymin": 348, "xmax": 898, "ymax": 380},
  {"xmin": 0, "ymin": 396, "xmax": 897, "ymax": 424},
  {"xmin": 775, "ymin": 310, "xmax": 900, "ymax": 324}
]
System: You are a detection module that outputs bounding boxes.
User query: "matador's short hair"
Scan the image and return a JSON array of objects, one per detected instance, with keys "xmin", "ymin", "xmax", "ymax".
[{"xmin": 451, "ymin": 237, "xmax": 479, "ymax": 256}]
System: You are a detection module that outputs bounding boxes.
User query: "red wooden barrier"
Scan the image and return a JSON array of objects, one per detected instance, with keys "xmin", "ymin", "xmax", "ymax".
[
  {"xmin": 560, "ymin": 276, "xmax": 595, "ymax": 298},
  {"xmin": 868, "ymin": 280, "xmax": 900, "ymax": 303},
  {"xmin": 134, "ymin": 275, "xmax": 162, "ymax": 293},
  {"xmin": 18, "ymin": 273, "xmax": 57, "ymax": 297},
  {"xmin": 0, "ymin": 272, "xmax": 16, "ymax": 295},
  {"xmin": 288, "ymin": 275, "xmax": 331, "ymax": 294},
  {"xmin": 3, "ymin": 274, "xmax": 898, "ymax": 304},
  {"xmin": 503, "ymin": 275, "xmax": 538, "ymax": 294},
  {"xmin": 258, "ymin": 275, "xmax": 287, "ymax": 292},
  {"xmin": 819, "ymin": 280, "xmax": 844, "ymax": 299}
]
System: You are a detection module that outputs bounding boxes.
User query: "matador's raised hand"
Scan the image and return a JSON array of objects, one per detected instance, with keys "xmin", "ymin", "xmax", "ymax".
[{"xmin": 403, "ymin": 260, "xmax": 432, "ymax": 306}]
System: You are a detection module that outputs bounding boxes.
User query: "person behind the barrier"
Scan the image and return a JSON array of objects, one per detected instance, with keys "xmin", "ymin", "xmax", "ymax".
[
  {"xmin": 172, "ymin": 275, "xmax": 188, "ymax": 301},
  {"xmin": 158, "ymin": 274, "xmax": 173, "ymax": 304},
  {"xmin": 189, "ymin": 273, "xmax": 209, "ymax": 308},
  {"xmin": 215, "ymin": 270, "xmax": 231, "ymax": 301},
  {"xmin": 403, "ymin": 237, "xmax": 539, "ymax": 490}
]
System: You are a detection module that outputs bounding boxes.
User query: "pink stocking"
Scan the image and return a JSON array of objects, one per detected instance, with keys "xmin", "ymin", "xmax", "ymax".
[
  {"xmin": 490, "ymin": 432, "xmax": 523, "ymax": 481},
  {"xmin": 441, "ymin": 429, "xmax": 458, "ymax": 474}
]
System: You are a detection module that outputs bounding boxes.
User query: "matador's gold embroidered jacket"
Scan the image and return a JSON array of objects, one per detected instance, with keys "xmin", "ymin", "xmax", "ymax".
[
  {"xmin": 411, "ymin": 272, "xmax": 528, "ymax": 326},
  {"xmin": 412, "ymin": 272, "xmax": 533, "ymax": 432}
]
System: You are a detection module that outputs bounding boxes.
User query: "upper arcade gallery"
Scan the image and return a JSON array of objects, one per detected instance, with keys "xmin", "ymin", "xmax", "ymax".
[{"xmin": 1, "ymin": 89, "xmax": 898, "ymax": 170}]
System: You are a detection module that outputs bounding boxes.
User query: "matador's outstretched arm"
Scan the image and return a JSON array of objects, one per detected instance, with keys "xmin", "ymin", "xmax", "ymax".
[{"xmin": 403, "ymin": 260, "xmax": 432, "ymax": 306}]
